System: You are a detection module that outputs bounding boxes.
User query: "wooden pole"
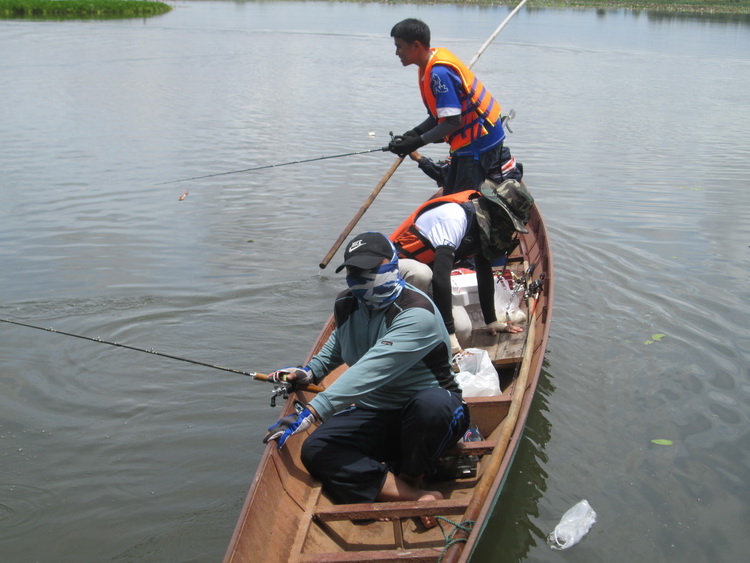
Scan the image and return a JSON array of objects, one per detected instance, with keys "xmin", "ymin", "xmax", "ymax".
[{"xmin": 318, "ymin": 155, "xmax": 405, "ymax": 269}]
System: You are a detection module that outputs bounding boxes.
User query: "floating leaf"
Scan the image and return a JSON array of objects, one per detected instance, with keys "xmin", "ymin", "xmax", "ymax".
[
  {"xmin": 652, "ymin": 334, "xmax": 665, "ymax": 341},
  {"xmin": 644, "ymin": 340, "xmax": 653, "ymax": 345},
  {"xmin": 652, "ymin": 439, "xmax": 673, "ymax": 446}
]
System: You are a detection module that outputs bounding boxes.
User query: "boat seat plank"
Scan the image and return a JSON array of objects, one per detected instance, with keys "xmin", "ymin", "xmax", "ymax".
[
  {"xmin": 297, "ymin": 547, "xmax": 442, "ymax": 562},
  {"xmin": 467, "ymin": 329, "xmax": 525, "ymax": 367},
  {"xmin": 443, "ymin": 440, "xmax": 496, "ymax": 456},
  {"xmin": 314, "ymin": 498, "xmax": 469, "ymax": 522}
]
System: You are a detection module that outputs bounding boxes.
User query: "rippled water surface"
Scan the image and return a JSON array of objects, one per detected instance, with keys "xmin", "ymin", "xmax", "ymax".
[{"xmin": 1, "ymin": 3, "xmax": 749, "ymax": 561}]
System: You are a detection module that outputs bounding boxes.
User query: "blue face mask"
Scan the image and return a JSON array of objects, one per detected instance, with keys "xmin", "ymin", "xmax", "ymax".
[{"xmin": 345, "ymin": 254, "xmax": 404, "ymax": 310}]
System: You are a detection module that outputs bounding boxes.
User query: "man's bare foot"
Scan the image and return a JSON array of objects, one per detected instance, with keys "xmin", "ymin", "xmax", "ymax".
[
  {"xmin": 418, "ymin": 490, "xmax": 444, "ymax": 529},
  {"xmin": 377, "ymin": 473, "xmax": 446, "ymax": 527}
]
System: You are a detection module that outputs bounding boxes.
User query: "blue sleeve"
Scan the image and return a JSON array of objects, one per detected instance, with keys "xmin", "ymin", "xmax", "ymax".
[
  {"xmin": 309, "ymin": 307, "xmax": 447, "ymax": 421},
  {"xmin": 430, "ymin": 65, "xmax": 463, "ymax": 115}
]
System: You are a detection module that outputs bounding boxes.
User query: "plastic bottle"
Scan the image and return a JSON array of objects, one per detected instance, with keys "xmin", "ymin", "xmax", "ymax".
[{"xmin": 547, "ymin": 499, "xmax": 597, "ymax": 550}]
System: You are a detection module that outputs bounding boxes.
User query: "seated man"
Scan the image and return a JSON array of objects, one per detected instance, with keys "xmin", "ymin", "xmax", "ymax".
[
  {"xmin": 263, "ymin": 232, "xmax": 469, "ymax": 526},
  {"xmin": 390, "ymin": 179, "xmax": 533, "ymax": 354}
]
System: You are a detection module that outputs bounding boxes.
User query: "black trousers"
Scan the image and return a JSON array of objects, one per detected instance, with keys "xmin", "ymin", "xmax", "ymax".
[{"xmin": 300, "ymin": 388, "xmax": 469, "ymax": 504}]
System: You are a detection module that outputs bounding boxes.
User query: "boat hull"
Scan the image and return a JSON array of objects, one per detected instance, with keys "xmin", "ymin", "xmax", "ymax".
[{"xmin": 225, "ymin": 202, "xmax": 553, "ymax": 563}]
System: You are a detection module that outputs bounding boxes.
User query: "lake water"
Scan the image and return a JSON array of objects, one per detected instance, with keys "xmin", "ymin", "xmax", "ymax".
[{"xmin": 1, "ymin": 2, "xmax": 749, "ymax": 561}]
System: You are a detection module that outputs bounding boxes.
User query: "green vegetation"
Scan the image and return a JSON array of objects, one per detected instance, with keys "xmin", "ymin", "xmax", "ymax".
[
  {"xmin": 0, "ymin": 0, "xmax": 171, "ymax": 19},
  {"xmin": 1, "ymin": 0, "xmax": 748, "ymax": 19},
  {"xmin": 365, "ymin": 0, "xmax": 750, "ymax": 16},
  {"xmin": 517, "ymin": 0, "xmax": 750, "ymax": 14}
]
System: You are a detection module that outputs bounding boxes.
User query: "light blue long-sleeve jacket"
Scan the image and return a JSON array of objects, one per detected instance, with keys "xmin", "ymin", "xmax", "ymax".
[{"xmin": 308, "ymin": 284, "xmax": 460, "ymax": 422}]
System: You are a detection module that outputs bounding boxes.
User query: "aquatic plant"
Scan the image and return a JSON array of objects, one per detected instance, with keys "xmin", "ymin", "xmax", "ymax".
[{"xmin": 0, "ymin": 0, "xmax": 172, "ymax": 19}]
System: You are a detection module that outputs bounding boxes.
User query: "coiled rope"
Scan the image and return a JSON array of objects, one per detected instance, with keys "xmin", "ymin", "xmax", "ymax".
[{"xmin": 436, "ymin": 516, "xmax": 475, "ymax": 562}]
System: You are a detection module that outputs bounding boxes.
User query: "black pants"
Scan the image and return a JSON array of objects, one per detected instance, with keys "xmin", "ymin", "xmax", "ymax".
[
  {"xmin": 300, "ymin": 388, "xmax": 469, "ymax": 504},
  {"xmin": 443, "ymin": 143, "xmax": 523, "ymax": 194},
  {"xmin": 443, "ymin": 143, "xmax": 504, "ymax": 195}
]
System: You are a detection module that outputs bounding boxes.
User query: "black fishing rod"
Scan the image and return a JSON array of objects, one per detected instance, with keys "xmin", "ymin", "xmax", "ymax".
[
  {"xmin": 1, "ymin": 317, "xmax": 326, "ymax": 403},
  {"xmin": 1, "ymin": 316, "xmax": 256, "ymax": 378},
  {"xmin": 157, "ymin": 146, "xmax": 387, "ymax": 186}
]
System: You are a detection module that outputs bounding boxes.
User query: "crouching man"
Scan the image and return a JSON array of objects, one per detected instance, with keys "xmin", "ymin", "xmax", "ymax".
[{"xmin": 263, "ymin": 232, "xmax": 469, "ymax": 525}]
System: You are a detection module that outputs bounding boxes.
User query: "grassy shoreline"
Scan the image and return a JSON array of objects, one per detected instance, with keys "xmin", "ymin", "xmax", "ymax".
[
  {"xmin": 383, "ymin": 0, "xmax": 750, "ymax": 15},
  {"xmin": 0, "ymin": 0, "xmax": 172, "ymax": 18},
  {"xmin": 487, "ymin": 0, "xmax": 750, "ymax": 14},
  {"xmin": 1, "ymin": 0, "xmax": 749, "ymax": 19}
]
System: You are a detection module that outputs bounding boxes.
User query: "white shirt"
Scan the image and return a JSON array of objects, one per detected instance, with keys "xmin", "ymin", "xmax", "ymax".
[{"xmin": 413, "ymin": 203, "xmax": 468, "ymax": 249}]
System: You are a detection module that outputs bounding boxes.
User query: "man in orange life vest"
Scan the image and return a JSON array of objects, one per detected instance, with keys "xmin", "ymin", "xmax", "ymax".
[
  {"xmin": 390, "ymin": 179, "xmax": 533, "ymax": 355},
  {"xmin": 388, "ymin": 18, "xmax": 520, "ymax": 195}
]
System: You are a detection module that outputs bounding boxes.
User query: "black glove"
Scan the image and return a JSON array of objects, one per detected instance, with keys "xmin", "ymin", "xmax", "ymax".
[{"xmin": 388, "ymin": 132, "xmax": 425, "ymax": 157}]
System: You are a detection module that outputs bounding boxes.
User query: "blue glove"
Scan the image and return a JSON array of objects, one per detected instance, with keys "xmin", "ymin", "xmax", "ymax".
[
  {"xmin": 268, "ymin": 365, "xmax": 313, "ymax": 387},
  {"xmin": 263, "ymin": 408, "xmax": 316, "ymax": 449}
]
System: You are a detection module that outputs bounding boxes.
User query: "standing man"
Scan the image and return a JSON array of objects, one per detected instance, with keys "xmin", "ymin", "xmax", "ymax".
[
  {"xmin": 263, "ymin": 232, "xmax": 469, "ymax": 526},
  {"xmin": 388, "ymin": 18, "xmax": 519, "ymax": 194}
]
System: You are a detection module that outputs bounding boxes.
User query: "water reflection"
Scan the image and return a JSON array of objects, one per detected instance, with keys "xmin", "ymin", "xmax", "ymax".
[{"xmin": 471, "ymin": 362, "xmax": 555, "ymax": 561}]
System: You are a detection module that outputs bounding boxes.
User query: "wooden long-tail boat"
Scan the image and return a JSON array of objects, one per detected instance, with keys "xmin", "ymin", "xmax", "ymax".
[{"xmin": 225, "ymin": 202, "xmax": 553, "ymax": 563}]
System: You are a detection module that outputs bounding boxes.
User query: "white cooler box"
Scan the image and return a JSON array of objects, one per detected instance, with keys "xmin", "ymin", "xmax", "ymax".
[{"xmin": 451, "ymin": 270, "xmax": 523, "ymax": 329}]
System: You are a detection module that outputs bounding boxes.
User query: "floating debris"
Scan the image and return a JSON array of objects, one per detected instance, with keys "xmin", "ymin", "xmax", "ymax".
[
  {"xmin": 645, "ymin": 333, "xmax": 666, "ymax": 345},
  {"xmin": 179, "ymin": 190, "xmax": 189, "ymax": 201},
  {"xmin": 652, "ymin": 439, "xmax": 674, "ymax": 446},
  {"xmin": 547, "ymin": 500, "xmax": 597, "ymax": 550}
]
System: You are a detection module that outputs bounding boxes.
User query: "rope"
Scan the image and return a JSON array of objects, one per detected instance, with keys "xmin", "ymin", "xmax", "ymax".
[{"xmin": 436, "ymin": 516, "xmax": 475, "ymax": 562}]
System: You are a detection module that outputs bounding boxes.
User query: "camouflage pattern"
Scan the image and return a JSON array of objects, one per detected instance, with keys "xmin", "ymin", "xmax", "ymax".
[
  {"xmin": 473, "ymin": 179, "xmax": 535, "ymax": 260},
  {"xmin": 479, "ymin": 178, "xmax": 534, "ymax": 234}
]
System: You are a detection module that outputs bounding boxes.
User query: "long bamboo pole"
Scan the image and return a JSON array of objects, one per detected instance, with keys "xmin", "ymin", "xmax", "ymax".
[
  {"xmin": 318, "ymin": 155, "xmax": 405, "ymax": 269},
  {"xmin": 467, "ymin": 0, "xmax": 529, "ymax": 68}
]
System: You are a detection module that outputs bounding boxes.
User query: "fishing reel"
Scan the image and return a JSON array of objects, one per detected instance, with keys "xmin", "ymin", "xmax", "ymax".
[
  {"xmin": 269, "ymin": 383, "xmax": 291, "ymax": 408},
  {"xmin": 526, "ymin": 273, "xmax": 545, "ymax": 299}
]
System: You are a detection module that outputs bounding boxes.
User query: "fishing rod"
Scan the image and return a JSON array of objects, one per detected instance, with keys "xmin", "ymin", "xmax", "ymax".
[
  {"xmin": 0, "ymin": 317, "xmax": 324, "ymax": 395},
  {"xmin": 319, "ymin": 0, "xmax": 528, "ymax": 267},
  {"xmin": 157, "ymin": 147, "xmax": 387, "ymax": 186}
]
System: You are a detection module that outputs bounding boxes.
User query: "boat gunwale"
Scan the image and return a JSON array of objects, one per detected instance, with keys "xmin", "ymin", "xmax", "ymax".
[{"xmin": 224, "ymin": 201, "xmax": 553, "ymax": 563}]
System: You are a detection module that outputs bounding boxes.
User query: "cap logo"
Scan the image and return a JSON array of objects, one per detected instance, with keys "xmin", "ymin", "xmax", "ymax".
[{"xmin": 348, "ymin": 240, "xmax": 366, "ymax": 252}]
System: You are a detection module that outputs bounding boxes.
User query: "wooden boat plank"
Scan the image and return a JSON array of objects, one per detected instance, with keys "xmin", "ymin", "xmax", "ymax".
[
  {"xmin": 314, "ymin": 498, "xmax": 470, "ymax": 522},
  {"xmin": 461, "ymin": 396, "xmax": 511, "ymax": 438},
  {"xmin": 467, "ymin": 329, "xmax": 525, "ymax": 367},
  {"xmin": 443, "ymin": 439, "xmax": 496, "ymax": 456},
  {"xmin": 296, "ymin": 547, "xmax": 443, "ymax": 562}
]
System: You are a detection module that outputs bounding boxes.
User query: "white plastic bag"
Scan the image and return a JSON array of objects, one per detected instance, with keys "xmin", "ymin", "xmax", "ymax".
[
  {"xmin": 453, "ymin": 348, "xmax": 501, "ymax": 397},
  {"xmin": 547, "ymin": 499, "xmax": 597, "ymax": 550},
  {"xmin": 494, "ymin": 276, "xmax": 526, "ymax": 325}
]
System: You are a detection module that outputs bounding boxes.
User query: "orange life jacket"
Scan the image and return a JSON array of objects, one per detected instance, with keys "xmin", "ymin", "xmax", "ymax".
[
  {"xmin": 390, "ymin": 190, "xmax": 480, "ymax": 264},
  {"xmin": 419, "ymin": 48, "xmax": 502, "ymax": 153}
]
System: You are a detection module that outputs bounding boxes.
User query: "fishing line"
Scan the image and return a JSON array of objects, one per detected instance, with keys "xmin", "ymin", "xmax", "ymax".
[
  {"xmin": 157, "ymin": 147, "xmax": 386, "ymax": 185},
  {"xmin": 0, "ymin": 317, "xmax": 256, "ymax": 378}
]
